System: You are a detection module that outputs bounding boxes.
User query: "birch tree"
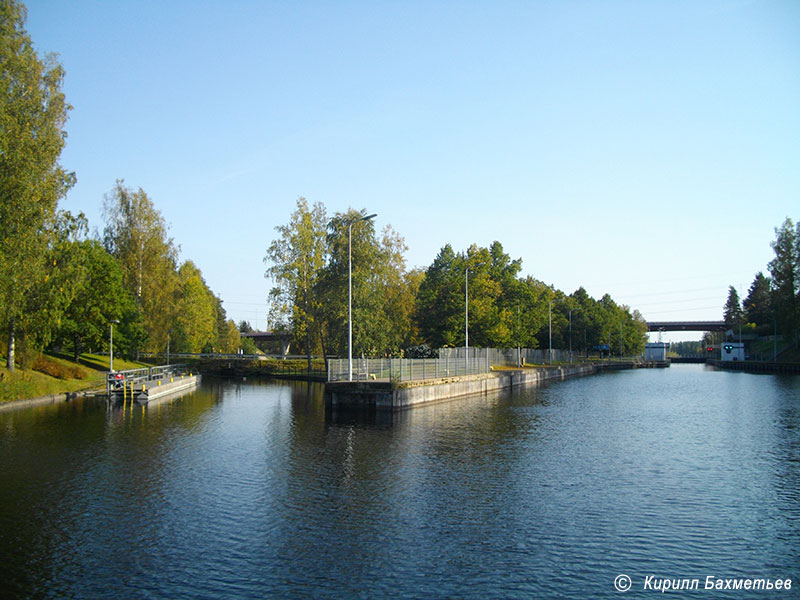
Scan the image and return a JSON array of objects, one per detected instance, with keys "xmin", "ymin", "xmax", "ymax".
[
  {"xmin": 102, "ymin": 181, "xmax": 178, "ymax": 355},
  {"xmin": 264, "ymin": 198, "xmax": 327, "ymax": 368},
  {"xmin": 0, "ymin": 0, "xmax": 75, "ymax": 370}
]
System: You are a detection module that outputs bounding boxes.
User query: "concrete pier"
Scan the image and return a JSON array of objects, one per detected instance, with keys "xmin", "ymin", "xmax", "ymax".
[
  {"xmin": 135, "ymin": 374, "xmax": 201, "ymax": 405},
  {"xmin": 326, "ymin": 364, "xmax": 596, "ymax": 410},
  {"xmin": 109, "ymin": 373, "xmax": 201, "ymax": 405}
]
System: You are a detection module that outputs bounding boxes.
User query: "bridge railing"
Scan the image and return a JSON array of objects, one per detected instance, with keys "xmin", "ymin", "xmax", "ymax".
[{"xmin": 141, "ymin": 352, "xmax": 267, "ymax": 361}]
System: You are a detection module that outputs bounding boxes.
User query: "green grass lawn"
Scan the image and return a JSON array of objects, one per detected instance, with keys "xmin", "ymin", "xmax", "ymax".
[{"xmin": 0, "ymin": 352, "xmax": 149, "ymax": 402}]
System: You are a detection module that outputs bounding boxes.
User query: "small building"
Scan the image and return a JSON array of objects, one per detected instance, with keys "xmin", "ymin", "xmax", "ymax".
[
  {"xmin": 645, "ymin": 342, "xmax": 669, "ymax": 361},
  {"xmin": 721, "ymin": 342, "xmax": 745, "ymax": 362}
]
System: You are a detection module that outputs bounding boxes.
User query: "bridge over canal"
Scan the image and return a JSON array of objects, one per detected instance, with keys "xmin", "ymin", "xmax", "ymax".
[
  {"xmin": 240, "ymin": 331, "xmax": 292, "ymax": 356},
  {"xmin": 646, "ymin": 320, "xmax": 727, "ymax": 332}
]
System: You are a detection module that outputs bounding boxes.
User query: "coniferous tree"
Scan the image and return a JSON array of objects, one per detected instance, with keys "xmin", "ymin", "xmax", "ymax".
[
  {"xmin": 768, "ymin": 218, "xmax": 799, "ymax": 341},
  {"xmin": 723, "ymin": 286, "xmax": 744, "ymax": 329},
  {"xmin": 743, "ymin": 272, "xmax": 772, "ymax": 332}
]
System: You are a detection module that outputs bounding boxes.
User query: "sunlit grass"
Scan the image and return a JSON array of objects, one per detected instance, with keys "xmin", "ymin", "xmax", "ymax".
[{"xmin": 0, "ymin": 352, "xmax": 149, "ymax": 402}]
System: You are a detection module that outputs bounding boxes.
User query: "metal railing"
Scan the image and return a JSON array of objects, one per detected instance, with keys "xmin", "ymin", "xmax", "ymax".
[
  {"xmin": 327, "ymin": 346, "xmax": 651, "ymax": 383},
  {"xmin": 440, "ymin": 347, "xmax": 580, "ymax": 366},
  {"xmin": 142, "ymin": 352, "xmax": 267, "ymax": 361},
  {"xmin": 327, "ymin": 352, "xmax": 491, "ymax": 383},
  {"xmin": 106, "ymin": 363, "xmax": 192, "ymax": 395}
]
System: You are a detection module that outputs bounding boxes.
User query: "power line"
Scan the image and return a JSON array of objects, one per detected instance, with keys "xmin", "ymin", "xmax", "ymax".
[
  {"xmin": 633, "ymin": 295, "xmax": 725, "ymax": 308},
  {"xmin": 645, "ymin": 306, "xmax": 722, "ymax": 315},
  {"xmin": 618, "ymin": 286, "xmax": 727, "ymax": 299}
]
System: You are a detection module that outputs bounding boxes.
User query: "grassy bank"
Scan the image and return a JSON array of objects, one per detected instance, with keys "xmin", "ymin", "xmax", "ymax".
[{"xmin": 0, "ymin": 353, "xmax": 148, "ymax": 402}]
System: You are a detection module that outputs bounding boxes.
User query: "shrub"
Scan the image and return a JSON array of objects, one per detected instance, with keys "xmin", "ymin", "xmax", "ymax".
[
  {"xmin": 32, "ymin": 355, "xmax": 88, "ymax": 380},
  {"xmin": 405, "ymin": 344, "xmax": 438, "ymax": 359}
]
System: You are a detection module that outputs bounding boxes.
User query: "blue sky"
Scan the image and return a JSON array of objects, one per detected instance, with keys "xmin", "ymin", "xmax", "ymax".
[{"xmin": 25, "ymin": 0, "xmax": 800, "ymax": 341}]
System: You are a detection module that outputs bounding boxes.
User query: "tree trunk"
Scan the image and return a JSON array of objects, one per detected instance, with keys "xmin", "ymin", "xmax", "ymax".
[
  {"xmin": 18, "ymin": 329, "xmax": 30, "ymax": 370},
  {"xmin": 317, "ymin": 323, "xmax": 329, "ymax": 371},
  {"xmin": 305, "ymin": 327, "xmax": 312, "ymax": 372},
  {"xmin": 73, "ymin": 334, "xmax": 81, "ymax": 363},
  {"xmin": 6, "ymin": 318, "xmax": 15, "ymax": 372}
]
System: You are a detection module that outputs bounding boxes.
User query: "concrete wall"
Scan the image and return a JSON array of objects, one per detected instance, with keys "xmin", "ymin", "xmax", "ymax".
[
  {"xmin": 138, "ymin": 375, "xmax": 201, "ymax": 404},
  {"xmin": 327, "ymin": 364, "xmax": 597, "ymax": 410}
]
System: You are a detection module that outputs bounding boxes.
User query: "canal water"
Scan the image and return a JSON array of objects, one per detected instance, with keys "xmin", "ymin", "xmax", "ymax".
[{"xmin": 1, "ymin": 365, "xmax": 798, "ymax": 598}]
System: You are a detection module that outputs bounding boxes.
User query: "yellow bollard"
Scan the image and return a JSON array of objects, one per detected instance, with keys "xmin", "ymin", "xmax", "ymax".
[
  {"xmin": 170, "ymin": 377, "xmax": 173, "ymax": 383},
  {"xmin": 158, "ymin": 380, "xmax": 161, "ymax": 386}
]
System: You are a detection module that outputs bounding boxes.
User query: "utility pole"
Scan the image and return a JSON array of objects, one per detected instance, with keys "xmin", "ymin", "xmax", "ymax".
[{"xmin": 569, "ymin": 309, "xmax": 572, "ymax": 363}]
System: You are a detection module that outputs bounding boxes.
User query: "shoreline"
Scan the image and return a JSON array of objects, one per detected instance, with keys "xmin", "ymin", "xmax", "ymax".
[{"xmin": 0, "ymin": 387, "xmax": 103, "ymax": 412}]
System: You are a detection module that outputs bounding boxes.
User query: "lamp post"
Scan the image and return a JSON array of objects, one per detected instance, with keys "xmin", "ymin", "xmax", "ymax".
[
  {"xmin": 548, "ymin": 301, "xmax": 552, "ymax": 365},
  {"xmin": 465, "ymin": 266, "xmax": 470, "ymax": 358},
  {"xmin": 517, "ymin": 304, "xmax": 521, "ymax": 368},
  {"xmin": 348, "ymin": 212, "xmax": 377, "ymax": 381},
  {"xmin": 568, "ymin": 309, "xmax": 572, "ymax": 363},
  {"xmin": 167, "ymin": 330, "xmax": 172, "ymax": 366},
  {"xmin": 465, "ymin": 263, "xmax": 485, "ymax": 373},
  {"xmin": 108, "ymin": 319, "xmax": 119, "ymax": 372}
]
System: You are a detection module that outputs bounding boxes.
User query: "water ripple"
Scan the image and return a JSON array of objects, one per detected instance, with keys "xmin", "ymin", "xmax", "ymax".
[{"xmin": 1, "ymin": 368, "xmax": 798, "ymax": 598}]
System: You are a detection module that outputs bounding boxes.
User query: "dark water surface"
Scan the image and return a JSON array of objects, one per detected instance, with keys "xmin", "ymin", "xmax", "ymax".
[{"xmin": 1, "ymin": 365, "xmax": 798, "ymax": 598}]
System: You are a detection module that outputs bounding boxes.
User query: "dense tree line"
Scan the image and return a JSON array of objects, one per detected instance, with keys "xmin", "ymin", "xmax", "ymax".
[
  {"xmin": 1, "ymin": 3, "xmax": 238, "ymax": 370},
  {"xmin": 265, "ymin": 199, "xmax": 648, "ymax": 362},
  {"xmin": 95, "ymin": 181, "xmax": 240, "ymax": 358},
  {"xmin": 721, "ymin": 217, "xmax": 800, "ymax": 345}
]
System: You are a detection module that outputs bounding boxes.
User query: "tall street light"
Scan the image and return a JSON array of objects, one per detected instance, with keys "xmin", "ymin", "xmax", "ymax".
[
  {"xmin": 348, "ymin": 212, "xmax": 377, "ymax": 381},
  {"xmin": 568, "ymin": 309, "xmax": 572, "ymax": 363},
  {"xmin": 548, "ymin": 301, "xmax": 552, "ymax": 365},
  {"xmin": 465, "ymin": 263, "xmax": 484, "ymax": 373},
  {"xmin": 465, "ymin": 266, "xmax": 471, "ymax": 353},
  {"xmin": 108, "ymin": 319, "xmax": 119, "ymax": 372}
]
